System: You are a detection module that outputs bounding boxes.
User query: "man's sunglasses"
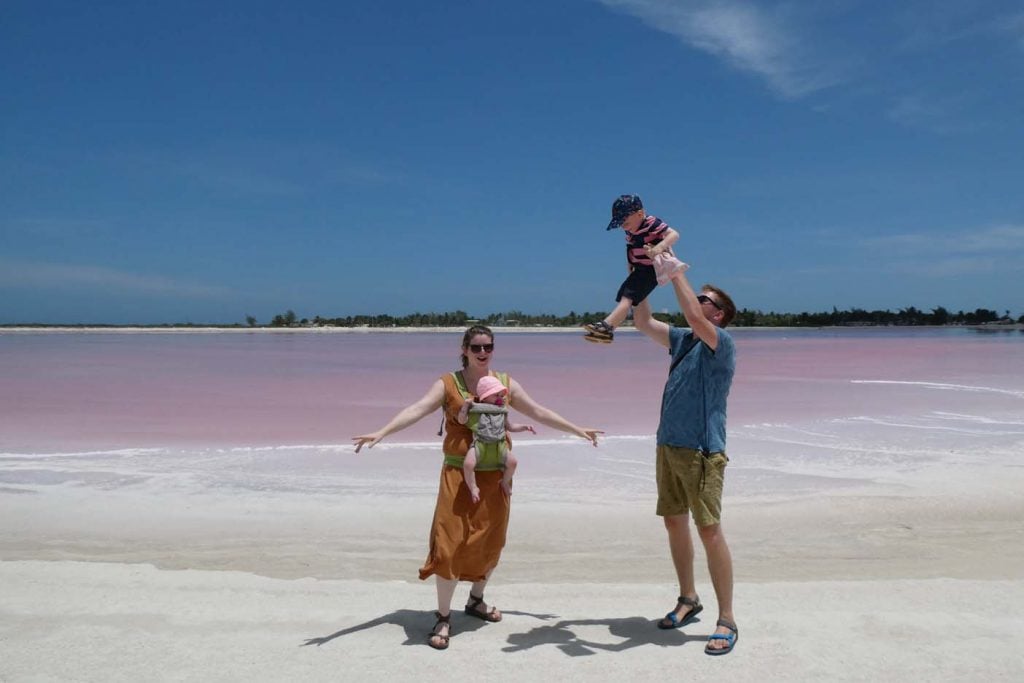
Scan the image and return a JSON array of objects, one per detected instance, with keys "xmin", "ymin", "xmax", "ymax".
[
  {"xmin": 468, "ymin": 343, "xmax": 494, "ymax": 353},
  {"xmin": 697, "ymin": 294, "xmax": 722, "ymax": 311}
]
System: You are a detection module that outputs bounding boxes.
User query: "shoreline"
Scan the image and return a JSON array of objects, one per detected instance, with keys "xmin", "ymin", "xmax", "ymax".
[{"xmin": 2, "ymin": 324, "xmax": 1020, "ymax": 334}]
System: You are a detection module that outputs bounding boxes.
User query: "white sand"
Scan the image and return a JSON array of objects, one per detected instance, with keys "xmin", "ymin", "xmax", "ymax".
[
  {"xmin": 2, "ymin": 559, "xmax": 1021, "ymax": 682},
  {"xmin": 2, "ymin": 445, "xmax": 1024, "ymax": 681}
]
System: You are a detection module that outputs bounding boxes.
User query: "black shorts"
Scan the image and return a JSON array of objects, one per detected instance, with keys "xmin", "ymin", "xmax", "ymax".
[{"xmin": 615, "ymin": 265, "xmax": 658, "ymax": 305}]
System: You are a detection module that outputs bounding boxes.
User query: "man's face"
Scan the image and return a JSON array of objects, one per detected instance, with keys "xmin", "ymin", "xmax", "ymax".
[
  {"xmin": 621, "ymin": 210, "xmax": 645, "ymax": 234},
  {"xmin": 697, "ymin": 290, "xmax": 724, "ymax": 325}
]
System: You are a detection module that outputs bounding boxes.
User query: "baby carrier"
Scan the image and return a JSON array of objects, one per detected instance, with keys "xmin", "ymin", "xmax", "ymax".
[
  {"xmin": 442, "ymin": 371, "xmax": 511, "ymax": 471},
  {"xmin": 471, "ymin": 404, "xmax": 508, "ymax": 444}
]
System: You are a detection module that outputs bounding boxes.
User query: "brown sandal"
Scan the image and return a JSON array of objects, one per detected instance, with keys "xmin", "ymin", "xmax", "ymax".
[
  {"xmin": 464, "ymin": 593, "xmax": 502, "ymax": 622},
  {"xmin": 428, "ymin": 611, "xmax": 451, "ymax": 650}
]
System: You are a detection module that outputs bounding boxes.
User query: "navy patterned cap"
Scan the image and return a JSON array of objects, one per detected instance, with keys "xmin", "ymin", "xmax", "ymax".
[{"xmin": 605, "ymin": 194, "xmax": 644, "ymax": 230}]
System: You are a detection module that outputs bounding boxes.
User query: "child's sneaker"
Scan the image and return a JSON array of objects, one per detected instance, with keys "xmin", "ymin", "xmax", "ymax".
[{"xmin": 583, "ymin": 321, "xmax": 614, "ymax": 343}]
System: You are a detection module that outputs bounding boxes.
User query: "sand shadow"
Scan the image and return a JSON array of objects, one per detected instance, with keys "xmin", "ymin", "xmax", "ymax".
[
  {"xmin": 503, "ymin": 616, "xmax": 708, "ymax": 656},
  {"xmin": 302, "ymin": 609, "xmax": 427, "ymax": 648},
  {"xmin": 302, "ymin": 608, "xmax": 557, "ymax": 649}
]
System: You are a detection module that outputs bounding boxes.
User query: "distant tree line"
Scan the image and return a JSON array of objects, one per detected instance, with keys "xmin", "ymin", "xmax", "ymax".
[
  {"xmin": 5, "ymin": 306, "xmax": 1019, "ymax": 329},
  {"xmin": 259, "ymin": 305, "xmax": 1022, "ymax": 328},
  {"xmin": 726, "ymin": 306, "xmax": 1016, "ymax": 327}
]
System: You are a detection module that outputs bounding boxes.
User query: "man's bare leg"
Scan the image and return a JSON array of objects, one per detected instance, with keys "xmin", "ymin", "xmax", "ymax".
[
  {"xmin": 660, "ymin": 514, "xmax": 700, "ymax": 626},
  {"xmin": 698, "ymin": 522, "xmax": 736, "ymax": 650}
]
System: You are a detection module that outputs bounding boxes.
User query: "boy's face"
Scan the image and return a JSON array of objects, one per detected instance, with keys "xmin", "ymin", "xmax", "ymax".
[{"xmin": 621, "ymin": 210, "xmax": 645, "ymax": 234}]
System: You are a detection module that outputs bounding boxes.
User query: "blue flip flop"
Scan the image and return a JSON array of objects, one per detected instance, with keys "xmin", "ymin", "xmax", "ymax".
[
  {"xmin": 704, "ymin": 618, "xmax": 738, "ymax": 655},
  {"xmin": 657, "ymin": 595, "xmax": 703, "ymax": 629}
]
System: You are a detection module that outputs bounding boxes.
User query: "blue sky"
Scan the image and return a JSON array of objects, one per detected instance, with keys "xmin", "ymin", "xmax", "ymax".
[{"xmin": 2, "ymin": 0, "xmax": 1023, "ymax": 324}]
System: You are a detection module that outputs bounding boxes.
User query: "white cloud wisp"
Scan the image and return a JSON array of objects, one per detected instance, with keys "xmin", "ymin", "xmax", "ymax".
[
  {"xmin": 0, "ymin": 259, "xmax": 233, "ymax": 299},
  {"xmin": 596, "ymin": 0, "xmax": 843, "ymax": 98}
]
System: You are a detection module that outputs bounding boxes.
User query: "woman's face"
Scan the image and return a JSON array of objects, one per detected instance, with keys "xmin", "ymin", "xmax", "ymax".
[{"xmin": 463, "ymin": 333, "xmax": 494, "ymax": 370}]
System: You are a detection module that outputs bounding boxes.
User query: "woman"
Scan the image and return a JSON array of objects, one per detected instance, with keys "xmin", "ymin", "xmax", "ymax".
[{"xmin": 352, "ymin": 325, "xmax": 602, "ymax": 650}]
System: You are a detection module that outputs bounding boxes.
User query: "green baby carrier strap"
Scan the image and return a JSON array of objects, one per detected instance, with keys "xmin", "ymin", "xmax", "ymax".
[
  {"xmin": 442, "ymin": 371, "xmax": 509, "ymax": 470},
  {"xmin": 451, "ymin": 370, "xmax": 508, "ymax": 400},
  {"xmin": 452, "ymin": 370, "xmax": 507, "ymax": 397}
]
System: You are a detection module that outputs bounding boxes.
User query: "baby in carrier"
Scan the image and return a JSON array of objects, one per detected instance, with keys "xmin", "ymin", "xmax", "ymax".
[{"xmin": 457, "ymin": 375, "xmax": 535, "ymax": 503}]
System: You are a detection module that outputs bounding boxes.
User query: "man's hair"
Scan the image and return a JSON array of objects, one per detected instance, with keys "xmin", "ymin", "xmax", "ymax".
[{"xmin": 703, "ymin": 284, "xmax": 736, "ymax": 328}]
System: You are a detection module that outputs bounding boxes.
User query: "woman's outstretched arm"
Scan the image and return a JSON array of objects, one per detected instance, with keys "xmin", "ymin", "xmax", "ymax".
[
  {"xmin": 507, "ymin": 378, "xmax": 602, "ymax": 446},
  {"xmin": 352, "ymin": 378, "xmax": 446, "ymax": 452}
]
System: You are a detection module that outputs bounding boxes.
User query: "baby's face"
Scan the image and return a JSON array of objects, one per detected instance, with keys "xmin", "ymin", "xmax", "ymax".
[{"xmin": 481, "ymin": 391, "xmax": 506, "ymax": 406}]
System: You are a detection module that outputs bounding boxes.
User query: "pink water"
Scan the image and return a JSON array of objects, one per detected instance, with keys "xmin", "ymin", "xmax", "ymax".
[
  {"xmin": 2, "ymin": 328, "xmax": 1022, "ymax": 454},
  {"xmin": 2, "ymin": 327, "xmax": 1023, "ymax": 509}
]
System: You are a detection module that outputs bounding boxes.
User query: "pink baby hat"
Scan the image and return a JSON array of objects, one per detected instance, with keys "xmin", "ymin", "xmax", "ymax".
[{"xmin": 476, "ymin": 375, "xmax": 506, "ymax": 400}]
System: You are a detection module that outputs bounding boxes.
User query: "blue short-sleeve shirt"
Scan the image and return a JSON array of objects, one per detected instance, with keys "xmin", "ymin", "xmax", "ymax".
[{"xmin": 656, "ymin": 326, "xmax": 736, "ymax": 452}]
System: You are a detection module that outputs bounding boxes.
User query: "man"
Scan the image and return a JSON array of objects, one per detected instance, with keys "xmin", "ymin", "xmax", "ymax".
[{"xmin": 632, "ymin": 268, "xmax": 738, "ymax": 656}]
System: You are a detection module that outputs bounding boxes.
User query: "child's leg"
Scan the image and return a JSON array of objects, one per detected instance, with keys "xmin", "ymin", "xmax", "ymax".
[
  {"xmin": 604, "ymin": 297, "xmax": 634, "ymax": 328},
  {"xmin": 585, "ymin": 296, "xmax": 634, "ymax": 342},
  {"xmin": 463, "ymin": 447, "xmax": 481, "ymax": 503},
  {"xmin": 500, "ymin": 451, "xmax": 518, "ymax": 497}
]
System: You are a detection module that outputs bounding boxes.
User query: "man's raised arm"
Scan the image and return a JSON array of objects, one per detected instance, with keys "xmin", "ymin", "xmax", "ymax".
[
  {"xmin": 670, "ymin": 271, "xmax": 719, "ymax": 351},
  {"xmin": 632, "ymin": 299, "xmax": 671, "ymax": 349}
]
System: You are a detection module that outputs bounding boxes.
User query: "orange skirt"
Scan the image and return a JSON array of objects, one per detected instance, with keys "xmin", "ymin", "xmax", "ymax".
[{"xmin": 418, "ymin": 465, "xmax": 510, "ymax": 582}]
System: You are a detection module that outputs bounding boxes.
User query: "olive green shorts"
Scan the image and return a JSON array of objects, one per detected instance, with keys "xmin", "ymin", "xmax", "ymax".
[{"xmin": 656, "ymin": 445, "xmax": 728, "ymax": 527}]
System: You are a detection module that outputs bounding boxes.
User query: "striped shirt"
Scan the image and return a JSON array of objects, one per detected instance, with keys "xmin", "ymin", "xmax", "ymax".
[{"xmin": 624, "ymin": 215, "xmax": 671, "ymax": 266}]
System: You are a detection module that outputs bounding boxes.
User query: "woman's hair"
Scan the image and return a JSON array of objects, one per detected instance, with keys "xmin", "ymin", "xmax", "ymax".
[{"xmin": 460, "ymin": 324, "xmax": 494, "ymax": 368}]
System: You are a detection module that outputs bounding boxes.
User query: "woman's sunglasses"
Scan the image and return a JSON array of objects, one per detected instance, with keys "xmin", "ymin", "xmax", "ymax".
[{"xmin": 468, "ymin": 343, "xmax": 494, "ymax": 353}]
